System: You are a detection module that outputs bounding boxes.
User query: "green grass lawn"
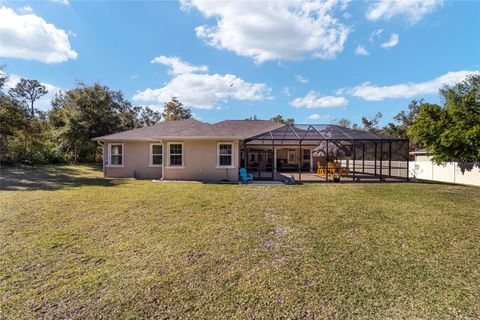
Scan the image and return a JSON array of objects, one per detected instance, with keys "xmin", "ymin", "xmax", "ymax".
[{"xmin": 1, "ymin": 165, "xmax": 479, "ymax": 319}]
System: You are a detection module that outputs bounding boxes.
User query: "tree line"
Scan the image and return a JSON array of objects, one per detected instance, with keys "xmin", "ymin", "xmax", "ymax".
[
  {"xmin": 333, "ymin": 74, "xmax": 479, "ymax": 163},
  {"xmin": 251, "ymin": 75, "xmax": 479, "ymax": 164},
  {"xmin": 0, "ymin": 67, "xmax": 191, "ymax": 164},
  {"xmin": 1, "ymin": 66, "xmax": 478, "ymax": 165}
]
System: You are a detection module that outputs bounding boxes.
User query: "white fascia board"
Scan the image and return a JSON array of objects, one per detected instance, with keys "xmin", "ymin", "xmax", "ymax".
[{"xmin": 94, "ymin": 136, "xmax": 245, "ymax": 142}]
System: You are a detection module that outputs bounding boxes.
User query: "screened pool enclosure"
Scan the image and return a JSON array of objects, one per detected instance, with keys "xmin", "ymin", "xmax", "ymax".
[{"xmin": 242, "ymin": 124, "xmax": 409, "ymax": 182}]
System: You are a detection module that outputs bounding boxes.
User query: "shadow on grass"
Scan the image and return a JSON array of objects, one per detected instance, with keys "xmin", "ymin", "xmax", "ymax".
[{"xmin": 0, "ymin": 164, "xmax": 124, "ymax": 191}]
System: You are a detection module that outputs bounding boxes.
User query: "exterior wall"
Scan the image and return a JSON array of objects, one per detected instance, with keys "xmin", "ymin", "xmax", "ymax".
[
  {"xmin": 163, "ymin": 140, "xmax": 239, "ymax": 182},
  {"xmin": 104, "ymin": 141, "xmax": 163, "ymax": 179},
  {"xmin": 102, "ymin": 140, "xmax": 240, "ymax": 182}
]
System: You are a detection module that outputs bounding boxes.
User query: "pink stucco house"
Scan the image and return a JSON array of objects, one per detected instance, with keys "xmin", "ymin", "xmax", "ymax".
[
  {"xmin": 93, "ymin": 119, "xmax": 283, "ymax": 181},
  {"xmin": 93, "ymin": 119, "xmax": 409, "ymax": 182}
]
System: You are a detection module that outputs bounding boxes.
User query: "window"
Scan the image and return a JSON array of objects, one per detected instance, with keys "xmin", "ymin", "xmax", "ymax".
[
  {"xmin": 218, "ymin": 143, "xmax": 233, "ymax": 167},
  {"xmin": 288, "ymin": 149, "xmax": 297, "ymax": 163},
  {"xmin": 110, "ymin": 144, "xmax": 123, "ymax": 166},
  {"xmin": 266, "ymin": 150, "xmax": 272, "ymax": 165},
  {"xmin": 303, "ymin": 149, "xmax": 310, "ymax": 161},
  {"xmin": 169, "ymin": 143, "xmax": 183, "ymax": 166},
  {"xmin": 150, "ymin": 143, "xmax": 162, "ymax": 166}
]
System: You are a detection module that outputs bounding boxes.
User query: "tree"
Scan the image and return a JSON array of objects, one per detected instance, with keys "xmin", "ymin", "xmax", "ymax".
[
  {"xmin": 410, "ymin": 74, "xmax": 480, "ymax": 163},
  {"xmin": 393, "ymin": 99, "xmax": 421, "ymax": 128},
  {"xmin": 162, "ymin": 97, "xmax": 192, "ymax": 121},
  {"xmin": 271, "ymin": 114, "xmax": 294, "ymax": 125},
  {"xmin": 0, "ymin": 68, "xmax": 61, "ymax": 165},
  {"xmin": 9, "ymin": 78, "xmax": 48, "ymax": 117},
  {"xmin": 383, "ymin": 99, "xmax": 422, "ymax": 148},
  {"xmin": 333, "ymin": 118, "xmax": 352, "ymax": 128},
  {"xmin": 49, "ymin": 82, "xmax": 139, "ymax": 162},
  {"xmin": 134, "ymin": 105, "xmax": 162, "ymax": 127},
  {"xmin": 361, "ymin": 112, "xmax": 383, "ymax": 132},
  {"xmin": 0, "ymin": 65, "xmax": 7, "ymax": 90},
  {"xmin": 245, "ymin": 115, "xmax": 259, "ymax": 121},
  {"xmin": 0, "ymin": 93, "xmax": 30, "ymax": 163},
  {"xmin": 1, "ymin": 86, "xmax": 59, "ymax": 164}
]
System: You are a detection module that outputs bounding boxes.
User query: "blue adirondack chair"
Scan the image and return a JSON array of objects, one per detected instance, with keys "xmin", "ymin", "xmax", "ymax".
[{"xmin": 239, "ymin": 168, "xmax": 253, "ymax": 184}]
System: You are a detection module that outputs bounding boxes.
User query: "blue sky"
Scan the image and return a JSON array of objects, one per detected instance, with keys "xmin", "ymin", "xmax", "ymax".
[{"xmin": 1, "ymin": 0, "xmax": 479, "ymax": 126}]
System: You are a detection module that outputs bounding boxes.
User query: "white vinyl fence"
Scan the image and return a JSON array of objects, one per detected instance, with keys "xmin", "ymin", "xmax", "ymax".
[{"xmin": 409, "ymin": 161, "xmax": 480, "ymax": 186}]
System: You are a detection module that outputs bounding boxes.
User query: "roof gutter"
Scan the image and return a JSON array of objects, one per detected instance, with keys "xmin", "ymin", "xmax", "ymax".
[
  {"xmin": 92, "ymin": 137, "xmax": 160, "ymax": 142},
  {"xmin": 92, "ymin": 136, "xmax": 245, "ymax": 142}
]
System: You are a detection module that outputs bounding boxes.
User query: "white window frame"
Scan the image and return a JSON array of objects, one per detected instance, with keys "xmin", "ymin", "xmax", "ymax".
[
  {"xmin": 303, "ymin": 148, "xmax": 311, "ymax": 161},
  {"xmin": 149, "ymin": 143, "xmax": 163, "ymax": 167},
  {"xmin": 288, "ymin": 149, "xmax": 297, "ymax": 165},
  {"xmin": 216, "ymin": 142, "xmax": 235, "ymax": 169},
  {"xmin": 167, "ymin": 142, "xmax": 185, "ymax": 168},
  {"xmin": 108, "ymin": 143, "xmax": 124, "ymax": 167}
]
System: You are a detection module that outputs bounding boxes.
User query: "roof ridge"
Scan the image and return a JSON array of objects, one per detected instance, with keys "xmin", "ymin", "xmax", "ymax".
[
  {"xmin": 94, "ymin": 121, "xmax": 167, "ymax": 138},
  {"xmin": 160, "ymin": 119, "xmax": 238, "ymax": 137},
  {"xmin": 157, "ymin": 119, "xmax": 205, "ymax": 136},
  {"xmin": 219, "ymin": 119, "xmax": 274, "ymax": 122},
  {"xmin": 207, "ymin": 121, "xmax": 241, "ymax": 136},
  {"xmin": 93, "ymin": 118, "xmax": 204, "ymax": 140}
]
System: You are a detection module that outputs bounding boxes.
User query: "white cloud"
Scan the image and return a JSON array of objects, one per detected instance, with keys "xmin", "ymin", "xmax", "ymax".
[
  {"xmin": 130, "ymin": 75, "xmax": 139, "ymax": 80},
  {"xmin": 350, "ymin": 70, "xmax": 479, "ymax": 101},
  {"xmin": 355, "ymin": 45, "xmax": 369, "ymax": 56},
  {"xmin": 50, "ymin": 0, "xmax": 70, "ymax": 5},
  {"xmin": 307, "ymin": 114, "xmax": 321, "ymax": 120},
  {"xmin": 0, "ymin": 7, "xmax": 77, "ymax": 63},
  {"xmin": 19, "ymin": 5, "xmax": 33, "ymax": 13},
  {"xmin": 295, "ymin": 75, "xmax": 309, "ymax": 84},
  {"xmin": 182, "ymin": 0, "xmax": 350, "ymax": 64},
  {"xmin": 138, "ymin": 104, "xmax": 164, "ymax": 113},
  {"xmin": 151, "ymin": 55, "xmax": 208, "ymax": 75},
  {"xmin": 282, "ymin": 87, "xmax": 291, "ymax": 97},
  {"xmin": 290, "ymin": 91, "xmax": 348, "ymax": 108},
  {"xmin": 381, "ymin": 33, "xmax": 399, "ymax": 48},
  {"xmin": 369, "ymin": 28, "xmax": 383, "ymax": 43},
  {"xmin": 366, "ymin": 0, "xmax": 443, "ymax": 24},
  {"xmin": 307, "ymin": 113, "xmax": 333, "ymax": 121},
  {"xmin": 134, "ymin": 58, "xmax": 270, "ymax": 109}
]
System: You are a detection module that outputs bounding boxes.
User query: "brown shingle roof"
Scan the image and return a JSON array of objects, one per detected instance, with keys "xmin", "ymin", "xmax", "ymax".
[
  {"xmin": 93, "ymin": 119, "xmax": 244, "ymax": 141},
  {"xmin": 93, "ymin": 119, "xmax": 286, "ymax": 141},
  {"xmin": 166, "ymin": 121, "xmax": 238, "ymax": 137},
  {"xmin": 213, "ymin": 120, "xmax": 285, "ymax": 137}
]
